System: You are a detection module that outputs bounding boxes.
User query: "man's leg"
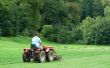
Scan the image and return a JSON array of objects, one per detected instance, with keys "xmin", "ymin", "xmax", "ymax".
[{"xmin": 31, "ymin": 44, "xmax": 37, "ymax": 57}]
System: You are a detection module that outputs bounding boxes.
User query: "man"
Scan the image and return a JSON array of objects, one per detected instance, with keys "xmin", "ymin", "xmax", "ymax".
[{"xmin": 31, "ymin": 32, "xmax": 43, "ymax": 49}]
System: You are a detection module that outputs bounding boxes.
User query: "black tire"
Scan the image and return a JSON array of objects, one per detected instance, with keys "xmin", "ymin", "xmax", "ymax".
[
  {"xmin": 38, "ymin": 51, "xmax": 46, "ymax": 63},
  {"xmin": 22, "ymin": 53, "xmax": 30, "ymax": 62},
  {"xmin": 46, "ymin": 50, "xmax": 55, "ymax": 62}
]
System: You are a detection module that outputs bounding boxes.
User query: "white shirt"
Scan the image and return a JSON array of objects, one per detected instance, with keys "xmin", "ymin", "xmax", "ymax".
[{"xmin": 32, "ymin": 36, "xmax": 41, "ymax": 48}]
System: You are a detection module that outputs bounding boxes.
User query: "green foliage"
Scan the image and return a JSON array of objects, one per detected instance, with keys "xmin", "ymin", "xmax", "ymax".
[
  {"xmin": 81, "ymin": 0, "xmax": 104, "ymax": 20},
  {"xmin": 104, "ymin": 6, "xmax": 110, "ymax": 16},
  {"xmin": 56, "ymin": 24, "xmax": 73, "ymax": 43},
  {"xmin": 66, "ymin": 2, "xmax": 81, "ymax": 24},
  {"xmin": 80, "ymin": 17, "xmax": 95, "ymax": 44},
  {"xmin": 42, "ymin": 0, "xmax": 68, "ymax": 24},
  {"xmin": 78, "ymin": 6, "xmax": 110, "ymax": 45},
  {"xmin": 41, "ymin": 25, "xmax": 53, "ymax": 38},
  {"xmin": 0, "ymin": 0, "xmax": 44, "ymax": 36},
  {"xmin": 95, "ymin": 17, "xmax": 110, "ymax": 44},
  {"xmin": 42, "ymin": 23, "xmax": 81, "ymax": 44},
  {"xmin": 80, "ymin": 16, "xmax": 110, "ymax": 44},
  {"xmin": 0, "ymin": 1, "xmax": 20, "ymax": 36},
  {"xmin": 0, "ymin": 0, "xmax": 109, "ymax": 45}
]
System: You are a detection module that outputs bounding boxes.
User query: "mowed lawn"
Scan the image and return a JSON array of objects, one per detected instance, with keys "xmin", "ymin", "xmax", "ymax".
[{"xmin": 0, "ymin": 37, "xmax": 110, "ymax": 68}]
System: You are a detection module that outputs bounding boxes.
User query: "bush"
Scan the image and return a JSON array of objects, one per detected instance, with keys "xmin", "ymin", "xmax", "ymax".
[
  {"xmin": 80, "ymin": 16, "xmax": 110, "ymax": 44},
  {"xmin": 47, "ymin": 23, "xmax": 81, "ymax": 44},
  {"xmin": 57, "ymin": 27, "xmax": 72, "ymax": 43},
  {"xmin": 71, "ymin": 26, "xmax": 82, "ymax": 44},
  {"xmin": 41, "ymin": 25, "xmax": 53, "ymax": 38},
  {"xmin": 80, "ymin": 17, "xmax": 95, "ymax": 44},
  {"xmin": 41, "ymin": 23, "xmax": 79, "ymax": 44},
  {"xmin": 93, "ymin": 17, "xmax": 110, "ymax": 44},
  {"xmin": 104, "ymin": 6, "xmax": 110, "ymax": 16}
]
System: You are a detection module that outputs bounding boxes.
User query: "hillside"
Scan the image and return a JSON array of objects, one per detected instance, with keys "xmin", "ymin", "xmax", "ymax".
[{"xmin": 0, "ymin": 37, "xmax": 110, "ymax": 68}]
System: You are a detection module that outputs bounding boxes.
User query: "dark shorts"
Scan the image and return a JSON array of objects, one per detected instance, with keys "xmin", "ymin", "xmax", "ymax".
[{"xmin": 31, "ymin": 44, "xmax": 38, "ymax": 49}]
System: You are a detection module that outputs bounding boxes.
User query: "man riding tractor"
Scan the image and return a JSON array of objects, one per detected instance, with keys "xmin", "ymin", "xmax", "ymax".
[{"xmin": 22, "ymin": 32, "xmax": 61, "ymax": 63}]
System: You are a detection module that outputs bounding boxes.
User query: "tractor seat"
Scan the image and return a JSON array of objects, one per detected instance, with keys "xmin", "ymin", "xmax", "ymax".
[{"xmin": 31, "ymin": 44, "xmax": 42, "ymax": 51}]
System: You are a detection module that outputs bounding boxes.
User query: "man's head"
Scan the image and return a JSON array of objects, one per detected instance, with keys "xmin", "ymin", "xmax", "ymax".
[{"xmin": 35, "ymin": 31, "xmax": 40, "ymax": 37}]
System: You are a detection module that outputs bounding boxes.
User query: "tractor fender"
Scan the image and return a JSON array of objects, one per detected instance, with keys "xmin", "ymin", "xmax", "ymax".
[
  {"xmin": 24, "ymin": 48, "xmax": 31, "ymax": 54},
  {"xmin": 45, "ymin": 48, "xmax": 53, "ymax": 52}
]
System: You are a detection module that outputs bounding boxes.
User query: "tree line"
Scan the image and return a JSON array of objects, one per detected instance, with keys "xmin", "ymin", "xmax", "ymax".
[{"xmin": 0, "ymin": 0, "xmax": 110, "ymax": 44}]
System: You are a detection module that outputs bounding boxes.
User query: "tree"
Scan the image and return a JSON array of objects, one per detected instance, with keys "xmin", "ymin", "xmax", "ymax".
[
  {"xmin": 41, "ymin": 0, "xmax": 68, "ymax": 25},
  {"xmin": 66, "ymin": 2, "xmax": 81, "ymax": 24},
  {"xmin": 81, "ymin": 0, "xmax": 104, "ymax": 20},
  {"xmin": 0, "ymin": 0, "xmax": 21, "ymax": 36},
  {"xmin": 80, "ymin": 16, "xmax": 110, "ymax": 45}
]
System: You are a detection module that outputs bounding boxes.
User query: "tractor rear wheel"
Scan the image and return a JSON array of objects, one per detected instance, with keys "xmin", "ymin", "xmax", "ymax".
[
  {"xmin": 38, "ymin": 51, "xmax": 46, "ymax": 63},
  {"xmin": 22, "ymin": 53, "xmax": 30, "ymax": 62},
  {"xmin": 47, "ymin": 50, "xmax": 55, "ymax": 62}
]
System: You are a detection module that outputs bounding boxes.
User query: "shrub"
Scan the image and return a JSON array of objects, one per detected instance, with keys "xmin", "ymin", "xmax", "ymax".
[
  {"xmin": 41, "ymin": 25, "xmax": 53, "ymax": 38},
  {"xmin": 92, "ymin": 17, "xmax": 110, "ymax": 44},
  {"xmin": 104, "ymin": 6, "xmax": 110, "ymax": 16},
  {"xmin": 41, "ymin": 23, "xmax": 78, "ymax": 44},
  {"xmin": 80, "ymin": 16, "xmax": 110, "ymax": 44},
  {"xmin": 49, "ymin": 23, "xmax": 80, "ymax": 44},
  {"xmin": 80, "ymin": 17, "xmax": 95, "ymax": 44}
]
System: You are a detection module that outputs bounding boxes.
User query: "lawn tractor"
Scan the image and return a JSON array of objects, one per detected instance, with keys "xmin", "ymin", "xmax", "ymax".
[{"xmin": 22, "ymin": 45, "xmax": 61, "ymax": 63}]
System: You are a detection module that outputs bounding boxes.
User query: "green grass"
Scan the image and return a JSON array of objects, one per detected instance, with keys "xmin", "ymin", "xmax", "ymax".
[{"xmin": 0, "ymin": 36, "xmax": 110, "ymax": 68}]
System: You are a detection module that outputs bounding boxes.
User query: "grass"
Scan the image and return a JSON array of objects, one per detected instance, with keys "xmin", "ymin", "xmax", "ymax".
[{"xmin": 0, "ymin": 36, "xmax": 110, "ymax": 68}]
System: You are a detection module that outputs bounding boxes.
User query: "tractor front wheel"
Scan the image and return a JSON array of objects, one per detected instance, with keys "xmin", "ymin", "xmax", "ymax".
[{"xmin": 22, "ymin": 53, "xmax": 30, "ymax": 62}]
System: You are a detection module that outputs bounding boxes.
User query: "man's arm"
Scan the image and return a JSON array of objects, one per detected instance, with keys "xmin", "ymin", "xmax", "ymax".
[
  {"xmin": 39, "ymin": 38, "xmax": 42, "ymax": 46},
  {"xmin": 39, "ymin": 42, "xmax": 42, "ymax": 46}
]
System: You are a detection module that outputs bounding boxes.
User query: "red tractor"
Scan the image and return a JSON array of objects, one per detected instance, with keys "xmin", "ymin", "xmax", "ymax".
[{"xmin": 22, "ymin": 46, "xmax": 61, "ymax": 63}]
